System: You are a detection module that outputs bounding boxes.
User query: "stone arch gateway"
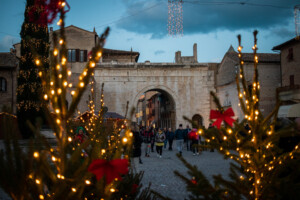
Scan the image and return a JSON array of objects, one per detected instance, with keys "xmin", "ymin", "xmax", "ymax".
[
  {"xmin": 133, "ymin": 86, "xmax": 178, "ymax": 130},
  {"xmin": 94, "ymin": 63, "xmax": 216, "ymax": 128}
]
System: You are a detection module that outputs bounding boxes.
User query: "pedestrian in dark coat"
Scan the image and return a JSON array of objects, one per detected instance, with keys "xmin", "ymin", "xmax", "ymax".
[
  {"xmin": 143, "ymin": 127, "xmax": 153, "ymax": 157},
  {"xmin": 175, "ymin": 124, "xmax": 185, "ymax": 156},
  {"xmin": 132, "ymin": 131, "xmax": 143, "ymax": 172},
  {"xmin": 167, "ymin": 127, "xmax": 175, "ymax": 150},
  {"xmin": 163, "ymin": 127, "xmax": 168, "ymax": 149},
  {"xmin": 184, "ymin": 125, "xmax": 191, "ymax": 151}
]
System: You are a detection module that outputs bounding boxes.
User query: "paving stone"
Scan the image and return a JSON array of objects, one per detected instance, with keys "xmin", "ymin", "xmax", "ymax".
[{"xmin": 138, "ymin": 144, "xmax": 231, "ymax": 200}]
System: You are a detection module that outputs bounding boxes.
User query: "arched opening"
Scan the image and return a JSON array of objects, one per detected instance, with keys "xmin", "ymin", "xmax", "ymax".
[
  {"xmin": 135, "ymin": 89, "xmax": 176, "ymax": 131},
  {"xmin": 192, "ymin": 114, "xmax": 203, "ymax": 128}
]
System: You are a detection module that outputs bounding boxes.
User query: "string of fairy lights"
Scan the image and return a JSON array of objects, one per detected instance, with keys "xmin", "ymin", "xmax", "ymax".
[
  {"xmin": 194, "ymin": 31, "xmax": 300, "ymax": 199},
  {"xmin": 31, "ymin": 2, "xmax": 120, "ymax": 198},
  {"xmin": 168, "ymin": 0, "xmax": 183, "ymax": 37},
  {"xmin": 29, "ymin": 2, "xmax": 136, "ymax": 197}
]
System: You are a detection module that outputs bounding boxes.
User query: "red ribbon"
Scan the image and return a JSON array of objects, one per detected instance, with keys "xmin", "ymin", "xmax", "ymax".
[
  {"xmin": 88, "ymin": 159, "xmax": 129, "ymax": 184},
  {"xmin": 29, "ymin": 0, "xmax": 70, "ymax": 26},
  {"xmin": 209, "ymin": 108, "xmax": 235, "ymax": 129}
]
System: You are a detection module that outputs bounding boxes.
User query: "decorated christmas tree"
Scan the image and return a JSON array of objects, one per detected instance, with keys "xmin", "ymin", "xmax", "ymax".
[
  {"xmin": 1, "ymin": 1, "xmax": 156, "ymax": 199},
  {"xmin": 171, "ymin": 31, "xmax": 300, "ymax": 200},
  {"xmin": 17, "ymin": 0, "xmax": 50, "ymax": 138}
]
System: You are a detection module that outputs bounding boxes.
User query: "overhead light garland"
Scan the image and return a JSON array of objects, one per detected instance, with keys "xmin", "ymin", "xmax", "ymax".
[{"xmin": 168, "ymin": 0, "xmax": 183, "ymax": 37}]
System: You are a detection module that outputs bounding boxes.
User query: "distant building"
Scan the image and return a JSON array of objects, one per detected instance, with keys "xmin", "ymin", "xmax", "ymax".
[
  {"xmin": 2, "ymin": 24, "xmax": 295, "ymax": 127},
  {"xmin": 175, "ymin": 43, "xmax": 198, "ymax": 64},
  {"xmin": 273, "ymin": 37, "xmax": 300, "ymax": 118},
  {"xmin": 0, "ymin": 51, "xmax": 18, "ymax": 113},
  {"xmin": 216, "ymin": 46, "xmax": 280, "ymax": 120},
  {"xmin": 12, "ymin": 25, "xmax": 139, "ymax": 115}
]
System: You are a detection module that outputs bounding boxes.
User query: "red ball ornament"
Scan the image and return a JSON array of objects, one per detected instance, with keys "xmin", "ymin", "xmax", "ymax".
[{"xmin": 191, "ymin": 177, "xmax": 197, "ymax": 185}]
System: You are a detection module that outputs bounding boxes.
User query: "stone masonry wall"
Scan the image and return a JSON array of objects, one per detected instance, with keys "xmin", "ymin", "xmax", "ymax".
[
  {"xmin": 94, "ymin": 63, "xmax": 215, "ymax": 128},
  {"xmin": 280, "ymin": 41, "xmax": 300, "ymax": 87},
  {"xmin": 0, "ymin": 69, "xmax": 17, "ymax": 112}
]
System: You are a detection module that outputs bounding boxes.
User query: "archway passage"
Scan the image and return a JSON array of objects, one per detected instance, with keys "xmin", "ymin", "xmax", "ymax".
[
  {"xmin": 192, "ymin": 114, "xmax": 203, "ymax": 128},
  {"xmin": 135, "ymin": 89, "xmax": 176, "ymax": 131}
]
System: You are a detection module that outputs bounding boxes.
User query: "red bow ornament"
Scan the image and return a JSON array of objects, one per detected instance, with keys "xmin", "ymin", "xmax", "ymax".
[
  {"xmin": 209, "ymin": 108, "xmax": 235, "ymax": 129},
  {"xmin": 88, "ymin": 159, "xmax": 129, "ymax": 184}
]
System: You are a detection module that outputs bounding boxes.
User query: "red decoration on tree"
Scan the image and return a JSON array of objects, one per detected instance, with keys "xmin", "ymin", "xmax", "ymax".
[
  {"xmin": 87, "ymin": 51, "xmax": 92, "ymax": 59},
  {"xmin": 131, "ymin": 184, "xmax": 139, "ymax": 194},
  {"xmin": 88, "ymin": 159, "xmax": 129, "ymax": 184},
  {"xmin": 209, "ymin": 108, "xmax": 235, "ymax": 129},
  {"xmin": 191, "ymin": 178, "xmax": 197, "ymax": 185},
  {"xmin": 28, "ymin": 0, "xmax": 70, "ymax": 26}
]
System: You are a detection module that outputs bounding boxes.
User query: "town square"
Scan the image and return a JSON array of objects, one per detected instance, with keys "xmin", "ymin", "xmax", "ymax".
[{"xmin": 0, "ymin": 0, "xmax": 300, "ymax": 199}]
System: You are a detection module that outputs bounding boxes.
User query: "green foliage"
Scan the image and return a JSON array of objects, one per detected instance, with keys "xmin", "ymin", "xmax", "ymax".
[
  {"xmin": 0, "ymin": 113, "xmax": 37, "ymax": 200},
  {"xmin": 173, "ymin": 31, "xmax": 300, "ymax": 200},
  {"xmin": 17, "ymin": 0, "xmax": 50, "ymax": 138},
  {"xmin": 1, "ymin": 1, "xmax": 157, "ymax": 199}
]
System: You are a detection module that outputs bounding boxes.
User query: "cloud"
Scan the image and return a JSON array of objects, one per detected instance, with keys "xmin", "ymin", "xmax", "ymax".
[
  {"xmin": 154, "ymin": 50, "xmax": 165, "ymax": 55},
  {"xmin": 269, "ymin": 27, "xmax": 294, "ymax": 38},
  {"xmin": 117, "ymin": 0, "xmax": 298, "ymax": 39},
  {"xmin": 0, "ymin": 35, "xmax": 19, "ymax": 52}
]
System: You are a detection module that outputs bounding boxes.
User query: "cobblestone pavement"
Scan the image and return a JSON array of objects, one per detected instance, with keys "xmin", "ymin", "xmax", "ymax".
[
  {"xmin": 0, "ymin": 143, "xmax": 231, "ymax": 200},
  {"xmin": 138, "ymin": 144, "xmax": 231, "ymax": 200}
]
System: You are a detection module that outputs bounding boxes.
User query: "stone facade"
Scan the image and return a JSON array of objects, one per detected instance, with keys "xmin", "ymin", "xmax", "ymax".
[
  {"xmin": 273, "ymin": 37, "xmax": 300, "ymax": 87},
  {"xmin": 216, "ymin": 46, "xmax": 281, "ymax": 119},
  {"xmin": 3, "ymin": 25, "xmax": 294, "ymax": 126},
  {"xmin": 273, "ymin": 37, "xmax": 300, "ymax": 107},
  {"xmin": 94, "ymin": 63, "xmax": 216, "ymax": 128},
  {"xmin": 12, "ymin": 25, "xmax": 139, "ymax": 114},
  {"xmin": 175, "ymin": 43, "xmax": 198, "ymax": 64},
  {"xmin": 0, "ymin": 52, "xmax": 18, "ymax": 113}
]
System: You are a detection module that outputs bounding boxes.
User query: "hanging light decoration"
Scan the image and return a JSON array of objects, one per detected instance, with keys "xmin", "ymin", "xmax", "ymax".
[{"xmin": 168, "ymin": 0, "xmax": 183, "ymax": 37}]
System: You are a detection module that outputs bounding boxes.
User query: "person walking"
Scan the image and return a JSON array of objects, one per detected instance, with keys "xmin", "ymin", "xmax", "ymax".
[
  {"xmin": 167, "ymin": 127, "xmax": 175, "ymax": 150},
  {"xmin": 143, "ymin": 127, "xmax": 152, "ymax": 157},
  {"xmin": 132, "ymin": 131, "xmax": 143, "ymax": 173},
  {"xmin": 188, "ymin": 128, "xmax": 200, "ymax": 155},
  {"xmin": 175, "ymin": 124, "xmax": 185, "ymax": 156},
  {"xmin": 155, "ymin": 128, "xmax": 166, "ymax": 158},
  {"xmin": 150, "ymin": 127, "xmax": 156, "ymax": 152},
  {"xmin": 163, "ymin": 127, "xmax": 168, "ymax": 149},
  {"xmin": 184, "ymin": 125, "xmax": 191, "ymax": 151}
]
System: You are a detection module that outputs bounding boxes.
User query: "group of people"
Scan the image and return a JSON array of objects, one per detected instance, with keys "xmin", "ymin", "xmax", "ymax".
[{"xmin": 132, "ymin": 124, "xmax": 202, "ymax": 162}]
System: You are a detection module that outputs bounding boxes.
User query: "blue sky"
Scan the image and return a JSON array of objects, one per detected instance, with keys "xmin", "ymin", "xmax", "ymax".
[{"xmin": 0, "ymin": 0, "xmax": 299, "ymax": 62}]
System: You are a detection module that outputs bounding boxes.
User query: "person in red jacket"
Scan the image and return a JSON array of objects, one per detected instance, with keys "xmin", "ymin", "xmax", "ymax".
[{"xmin": 188, "ymin": 128, "xmax": 200, "ymax": 156}]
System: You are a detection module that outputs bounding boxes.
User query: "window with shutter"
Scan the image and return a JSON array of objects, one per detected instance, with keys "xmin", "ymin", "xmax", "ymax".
[
  {"xmin": 287, "ymin": 48, "xmax": 293, "ymax": 62},
  {"xmin": 0, "ymin": 77, "xmax": 7, "ymax": 92},
  {"xmin": 84, "ymin": 50, "xmax": 87, "ymax": 62},
  {"xmin": 68, "ymin": 49, "xmax": 76, "ymax": 62},
  {"xmin": 75, "ymin": 49, "xmax": 80, "ymax": 62},
  {"xmin": 80, "ymin": 50, "xmax": 84, "ymax": 62}
]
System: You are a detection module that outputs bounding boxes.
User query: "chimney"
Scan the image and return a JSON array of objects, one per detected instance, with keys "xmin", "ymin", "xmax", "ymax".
[
  {"xmin": 175, "ymin": 51, "xmax": 181, "ymax": 63},
  {"xmin": 193, "ymin": 43, "xmax": 197, "ymax": 63}
]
